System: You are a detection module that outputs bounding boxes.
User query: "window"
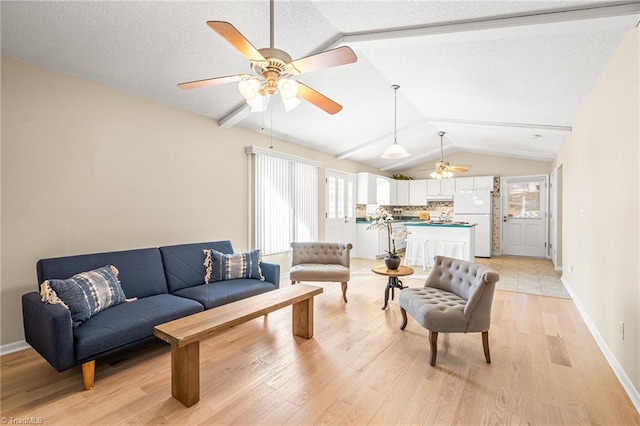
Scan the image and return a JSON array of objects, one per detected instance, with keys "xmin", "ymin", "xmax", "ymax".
[{"xmin": 249, "ymin": 147, "xmax": 319, "ymax": 255}]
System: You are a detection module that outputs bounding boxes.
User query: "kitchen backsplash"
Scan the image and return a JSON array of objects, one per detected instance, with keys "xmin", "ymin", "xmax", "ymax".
[{"xmin": 355, "ymin": 202, "xmax": 454, "ymax": 219}]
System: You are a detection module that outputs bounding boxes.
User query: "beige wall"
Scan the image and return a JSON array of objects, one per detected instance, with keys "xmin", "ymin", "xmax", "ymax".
[
  {"xmin": 553, "ymin": 27, "xmax": 639, "ymax": 391},
  {"xmin": 0, "ymin": 56, "xmax": 377, "ymax": 345},
  {"xmin": 401, "ymin": 151, "xmax": 551, "ymax": 179}
]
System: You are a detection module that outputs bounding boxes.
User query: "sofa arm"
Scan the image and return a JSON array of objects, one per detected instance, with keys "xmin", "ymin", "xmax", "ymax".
[
  {"xmin": 22, "ymin": 292, "xmax": 76, "ymax": 372},
  {"xmin": 261, "ymin": 262, "xmax": 280, "ymax": 288}
]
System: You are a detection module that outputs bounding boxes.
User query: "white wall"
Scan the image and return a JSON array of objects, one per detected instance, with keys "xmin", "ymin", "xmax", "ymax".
[
  {"xmin": 553, "ymin": 27, "xmax": 639, "ymax": 392},
  {"xmin": 401, "ymin": 151, "xmax": 551, "ymax": 179},
  {"xmin": 0, "ymin": 56, "xmax": 377, "ymax": 345}
]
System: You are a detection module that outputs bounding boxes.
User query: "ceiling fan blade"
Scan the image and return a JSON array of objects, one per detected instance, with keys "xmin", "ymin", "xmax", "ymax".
[
  {"xmin": 446, "ymin": 165, "xmax": 471, "ymax": 173},
  {"xmin": 297, "ymin": 82, "xmax": 343, "ymax": 115},
  {"xmin": 288, "ymin": 46, "xmax": 357, "ymax": 75},
  {"xmin": 177, "ymin": 74, "xmax": 245, "ymax": 90},
  {"xmin": 207, "ymin": 21, "xmax": 265, "ymax": 62}
]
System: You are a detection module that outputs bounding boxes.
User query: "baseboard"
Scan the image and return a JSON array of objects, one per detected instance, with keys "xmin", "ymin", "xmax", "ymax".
[
  {"xmin": 561, "ymin": 277, "xmax": 640, "ymax": 415},
  {"xmin": 555, "ymin": 265, "xmax": 563, "ymax": 271},
  {"xmin": 0, "ymin": 340, "xmax": 30, "ymax": 356}
]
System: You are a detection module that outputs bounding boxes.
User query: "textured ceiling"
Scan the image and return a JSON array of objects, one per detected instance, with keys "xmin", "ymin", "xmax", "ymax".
[{"xmin": 2, "ymin": 1, "xmax": 639, "ymax": 172}]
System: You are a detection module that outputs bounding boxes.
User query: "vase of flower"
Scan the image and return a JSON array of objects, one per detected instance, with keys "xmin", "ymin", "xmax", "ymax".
[
  {"xmin": 367, "ymin": 207, "xmax": 403, "ymax": 270},
  {"xmin": 384, "ymin": 255, "xmax": 401, "ymax": 270}
]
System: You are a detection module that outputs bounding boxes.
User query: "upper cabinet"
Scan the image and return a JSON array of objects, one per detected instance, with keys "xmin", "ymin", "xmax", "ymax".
[
  {"xmin": 356, "ymin": 172, "xmax": 377, "ymax": 204},
  {"xmin": 426, "ymin": 179, "xmax": 454, "ymax": 200},
  {"xmin": 409, "ymin": 180, "xmax": 427, "ymax": 205},
  {"xmin": 356, "ymin": 173, "xmax": 398, "ymax": 205},
  {"xmin": 396, "ymin": 181, "xmax": 410, "ymax": 205},
  {"xmin": 376, "ymin": 176, "xmax": 392, "ymax": 205},
  {"xmin": 455, "ymin": 175, "xmax": 495, "ymax": 192},
  {"xmin": 474, "ymin": 176, "xmax": 495, "ymax": 191}
]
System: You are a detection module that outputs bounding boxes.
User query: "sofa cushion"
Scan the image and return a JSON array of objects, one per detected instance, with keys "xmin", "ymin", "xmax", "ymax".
[
  {"xmin": 159, "ymin": 241, "xmax": 235, "ymax": 293},
  {"xmin": 204, "ymin": 249, "xmax": 264, "ymax": 283},
  {"xmin": 398, "ymin": 287, "xmax": 468, "ymax": 332},
  {"xmin": 37, "ymin": 248, "xmax": 168, "ymax": 299},
  {"xmin": 41, "ymin": 265, "xmax": 127, "ymax": 328},
  {"xmin": 74, "ymin": 294, "xmax": 203, "ymax": 362},
  {"xmin": 172, "ymin": 279, "xmax": 276, "ymax": 309},
  {"xmin": 289, "ymin": 264, "xmax": 350, "ymax": 282}
]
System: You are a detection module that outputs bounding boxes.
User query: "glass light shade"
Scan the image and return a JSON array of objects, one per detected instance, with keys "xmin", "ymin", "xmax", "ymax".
[
  {"xmin": 248, "ymin": 94, "xmax": 269, "ymax": 112},
  {"xmin": 282, "ymin": 96, "xmax": 301, "ymax": 112},
  {"xmin": 430, "ymin": 169, "xmax": 454, "ymax": 179},
  {"xmin": 239, "ymin": 79, "xmax": 261, "ymax": 100},
  {"xmin": 278, "ymin": 78, "xmax": 299, "ymax": 99},
  {"xmin": 380, "ymin": 142, "xmax": 410, "ymax": 159}
]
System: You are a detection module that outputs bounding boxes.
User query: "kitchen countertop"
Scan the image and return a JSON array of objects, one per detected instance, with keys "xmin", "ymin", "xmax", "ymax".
[
  {"xmin": 404, "ymin": 221, "xmax": 477, "ymax": 227},
  {"xmin": 355, "ymin": 217, "xmax": 430, "ymax": 224}
]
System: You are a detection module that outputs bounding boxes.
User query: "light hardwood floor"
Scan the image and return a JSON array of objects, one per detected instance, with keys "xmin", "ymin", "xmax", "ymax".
[{"xmin": 2, "ymin": 258, "xmax": 638, "ymax": 425}]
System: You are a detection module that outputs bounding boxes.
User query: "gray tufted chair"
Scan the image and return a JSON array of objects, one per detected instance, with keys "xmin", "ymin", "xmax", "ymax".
[
  {"xmin": 399, "ymin": 255, "xmax": 499, "ymax": 366},
  {"xmin": 290, "ymin": 242, "xmax": 353, "ymax": 302}
]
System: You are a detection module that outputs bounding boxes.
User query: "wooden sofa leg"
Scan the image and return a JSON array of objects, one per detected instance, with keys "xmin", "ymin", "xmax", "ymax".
[
  {"xmin": 400, "ymin": 307, "xmax": 408, "ymax": 330},
  {"xmin": 482, "ymin": 331, "xmax": 491, "ymax": 364},
  {"xmin": 82, "ymin": 360, "xmax": 95, "ymax": 390},
  {"xmin": 291, "ymin": 280, "xmax": 296, "ymax": 285},
  {"xmin": 341, "ymin": 282, "xmax": 348, "ymax": 303},
  {"xmin": 429, "ymin": 331, "xmax": 438, "ymax": 366}
]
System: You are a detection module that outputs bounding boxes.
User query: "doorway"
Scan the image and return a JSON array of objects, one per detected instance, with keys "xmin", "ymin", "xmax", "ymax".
[
  {"xmin": 501, "ymin": 175, "xmax": 548, "ymax": 257},
  {"xmin": 325, "ymin": 169, "xmax": 356, "ymax": 245}
]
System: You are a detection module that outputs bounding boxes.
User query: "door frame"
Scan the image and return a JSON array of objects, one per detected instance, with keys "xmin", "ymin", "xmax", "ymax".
[{"xmin": 499, "ymin": 174, "xmax": 549, "ymax": 257}]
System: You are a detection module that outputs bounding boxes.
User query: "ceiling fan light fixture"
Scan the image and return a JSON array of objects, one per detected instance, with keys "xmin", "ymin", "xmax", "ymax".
[
  {"xmin": 239, "ymin": 78, "xmax": 261, "ymax": 101},
  {"xmin": 278, "ymin": 78, "xmax": 299, "ymax": 99},
  {"xmin": 381, "ymin": 84, "xmax": 410, "ymax": 160},
  {"xmin": 282, "ymin": 96, "xmax": 301, "ymax": 112},
  {"xmin": 248, "ymin": 93, "xmax": 269, "ymax": 112}
]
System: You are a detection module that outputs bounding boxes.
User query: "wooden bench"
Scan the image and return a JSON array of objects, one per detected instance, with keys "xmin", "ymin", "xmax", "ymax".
[{"xmin": 154, "ymin": 284, "xmax": 323, "ymax": 407}]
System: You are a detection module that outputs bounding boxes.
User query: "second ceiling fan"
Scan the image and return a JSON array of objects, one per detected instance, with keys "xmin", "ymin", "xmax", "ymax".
[
  {"xmin": 178, "ymin": 0, "xmax": 357, "ymax": 114},
  {"xmin": 420, "ymin": 131, "xmax": 471, "ymax": 179}
]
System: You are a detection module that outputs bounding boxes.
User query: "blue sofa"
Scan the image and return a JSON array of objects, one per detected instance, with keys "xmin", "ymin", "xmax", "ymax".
[{"xmin": 21, "ymin": 240, "xmax": 280, "ymax": 389}]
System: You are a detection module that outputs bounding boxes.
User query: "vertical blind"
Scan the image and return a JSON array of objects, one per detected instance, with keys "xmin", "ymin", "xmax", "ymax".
[{"xmin": 255, "ymin": 153, "xmax": 318, "ymax": 255}]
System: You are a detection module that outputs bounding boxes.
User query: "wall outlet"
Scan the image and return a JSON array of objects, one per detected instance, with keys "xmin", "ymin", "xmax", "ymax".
[{"xmin": 620, "ymin": 321, "xmax": 625, "ymax": 340}]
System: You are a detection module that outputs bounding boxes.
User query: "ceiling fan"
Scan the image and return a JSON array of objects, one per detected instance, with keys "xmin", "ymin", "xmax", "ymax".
[
  {"xmin": 420, "ymin": 131, "xmax": 471, "ymax": 179},
  {"xmin": 177, "ymin": 0, "xmax": 357, "ymax": 115}
]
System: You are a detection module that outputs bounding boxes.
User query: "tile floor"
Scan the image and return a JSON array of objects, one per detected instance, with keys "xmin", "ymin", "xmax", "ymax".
[{"xmin": 353, "ymin": 255, "xmax": 570, "ymax": 299}]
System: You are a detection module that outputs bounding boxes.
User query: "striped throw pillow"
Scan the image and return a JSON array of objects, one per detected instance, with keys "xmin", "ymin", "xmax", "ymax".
[
  {"xmin": 40, "ymin": 265, "xmax": 127, "ymax": 328},
  {"xmin": 203, "ymin": 249, "xmax": 265, "ymax": 283}
]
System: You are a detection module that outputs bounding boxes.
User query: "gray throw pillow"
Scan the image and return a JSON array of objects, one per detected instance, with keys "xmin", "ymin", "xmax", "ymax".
[
  {"xmin": 203, "ymin": 249, "xmax": 265, "ymax": 283},
  {"xmin": 40, "ymin": 265, "xmax": 127, "ymax": 328}
]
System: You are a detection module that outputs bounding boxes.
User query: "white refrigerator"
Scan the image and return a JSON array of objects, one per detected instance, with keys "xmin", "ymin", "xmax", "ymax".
[{"xmin": 454, "ymin": 190, "xmax": 492, "ymax": 257}]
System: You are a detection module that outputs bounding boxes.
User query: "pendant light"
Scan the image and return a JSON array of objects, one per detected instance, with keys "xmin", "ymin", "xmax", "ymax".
[{"xmin": 381, "ymin": 84, "xmax": 410, "ymax": 159}]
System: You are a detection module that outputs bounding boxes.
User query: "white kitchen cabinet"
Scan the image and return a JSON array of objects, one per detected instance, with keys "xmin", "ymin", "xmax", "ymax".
[
  {"xmin": 455, "ymin": 177, "xmax": 474, "ymax": 192},
  {"xmin": 356, "ymin": 172, "xmax": 377, "ymax": 204},
  {"xmin": 389, "ymin": 179, "xmax": 398, "ymax": 205},
  {"xmin": 474, "ymin": 176, "xmax": 494, "ymax": 191},
  {"xmin": 440, "ymin": 179, "xmax": 455, "ymax": 195},
  {"xmin": 396, "ymin": 180, "xmax": 410, "ymax": 205},
  {"xmin": 454, "ymin": 176, "xmax": 494, "ymax": 192},
  {"xmin": 409, "ymin": 179, "xmax": 427, "ymax": 206},
  {"xmin": 356, "ymin": 223, "xmax": 388, "ymax": 259},
  {"xmin": 427, "ymin": 178, "xmax": 455, "ymax": 200},
  {"xmin": 376, "ymin": 176, "xmax": 390, "ymax": 205}
]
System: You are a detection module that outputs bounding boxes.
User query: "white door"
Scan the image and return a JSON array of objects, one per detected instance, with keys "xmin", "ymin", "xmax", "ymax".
[
  {"xmin": 325, "ymin": 170, "xmax": 356, "ymax": 245},
  {"xmin": 501, "ymin": 175, "xmax": 548, "ymax": 257}
]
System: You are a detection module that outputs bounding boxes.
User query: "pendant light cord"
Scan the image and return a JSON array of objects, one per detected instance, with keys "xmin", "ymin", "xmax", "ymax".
[{"xmin": 392, "ymin": 84, "xmax": 400, "ymax": 144}]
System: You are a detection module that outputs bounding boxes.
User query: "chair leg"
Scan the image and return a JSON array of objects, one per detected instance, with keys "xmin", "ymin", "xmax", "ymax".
[
  {"xmin": 82, "ymin": 360, "xmax": 95, "ymax": 390},
  {"xmin": 400, "ymin": 307, "xmax": 408, "ymax": 330},
  {"xmin": 482, "ymin": 331, "xmax": 491, "ymax": 364},
  {"xmin": 341, "ymin": 282, "xmax": 348, "ymax": 303},
  {"xmin": 428, "ymin": 331, "xmax": 438, "ymax": 366},
  {"xmin": 291, "ymin": 280, "xmax": 296, "ymax": 285}
]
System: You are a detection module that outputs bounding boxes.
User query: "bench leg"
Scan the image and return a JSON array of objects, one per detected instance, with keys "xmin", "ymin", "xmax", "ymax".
[
  {"xmin": 292, "ymin": 297, "xmax": 314, "ymax": 338},
  {"xmin": 171, "ymin": 342, "xmax": 200, "ymax": 407},
  {"xmin": 341, "ymin": 282, "xmax": 348, "ymax": 303},
  {"xmin": 82, "ymin": 360, "xmax": 95, "ymax": 390}
]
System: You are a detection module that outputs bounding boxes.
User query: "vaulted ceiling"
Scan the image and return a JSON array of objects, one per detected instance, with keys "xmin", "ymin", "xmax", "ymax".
[{"xmin": 2, "ymin": 1, "xmax": 639, "ymax": 172}]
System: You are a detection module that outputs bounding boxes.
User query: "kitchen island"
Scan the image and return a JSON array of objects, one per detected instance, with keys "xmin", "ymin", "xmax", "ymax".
[{"xmin": 404, "ymin": 222, "xmax": 477, "ymax": 264}]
